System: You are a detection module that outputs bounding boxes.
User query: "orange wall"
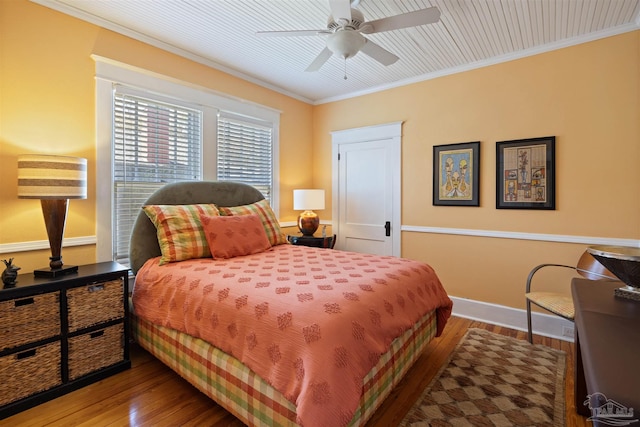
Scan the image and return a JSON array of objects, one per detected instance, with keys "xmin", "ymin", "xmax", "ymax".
[
  {"xmin": 313, "ymin": 31, "xmax": 640, "ymax": 308},
  {"xmin": 0, "ymin": 0, "xmax": 313, "ymax": 272},
  {"xmin": 2, "ymin": 0, "xmax": 638, "ymax": 312}
]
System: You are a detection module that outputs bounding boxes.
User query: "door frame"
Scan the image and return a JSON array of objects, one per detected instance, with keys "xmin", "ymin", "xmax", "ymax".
[{"xmin": 331, "ymin": 121, "xmax": 403, "ymax": 256}]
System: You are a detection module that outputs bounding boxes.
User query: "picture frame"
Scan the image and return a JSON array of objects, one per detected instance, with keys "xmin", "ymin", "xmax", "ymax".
[
  {"xmin": 496, "ymin": 136, "xmax": 555, "ymax": 210},
  {"xmin": 433, "ymin": 141, "xmax": 480, "ymax": 206}
]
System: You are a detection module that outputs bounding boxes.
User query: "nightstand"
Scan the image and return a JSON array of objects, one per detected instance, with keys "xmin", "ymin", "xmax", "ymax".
[
  {"xmin": 0, "ymin": 262, "xmax": 131, "ymax": 419},
  {"xmin": 287, "ymin": 234, "xmax": 336, "ymax": 249}
]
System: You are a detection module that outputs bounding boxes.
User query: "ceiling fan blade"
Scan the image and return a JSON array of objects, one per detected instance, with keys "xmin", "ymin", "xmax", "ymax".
[
  {"xmin": 256, "ymin": 29, "xmax": 330, "ymax": 37},
  {"xmin": 362, "ymin": 7, "xmax": 440, "ymax": 34},
  {"xmin": 305, "ymin": 47, "xmax": 333, "ymax": 72},
  {"xmin": 359, "ymin": 39, "xmax": 399, "ymax": 66},
  {"xmin": 329, "ymin": 0, "xmax": 352, "ymax": 22}
]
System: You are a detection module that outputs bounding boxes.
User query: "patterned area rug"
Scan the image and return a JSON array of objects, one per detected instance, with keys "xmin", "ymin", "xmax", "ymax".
[{"xmin": 401, "ymin": 328, "xmax": 566, "ymax": 427}]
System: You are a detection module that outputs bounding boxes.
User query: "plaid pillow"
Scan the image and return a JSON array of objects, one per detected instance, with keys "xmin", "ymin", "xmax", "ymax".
[
  {"xmin": 142, "ymin": 204, "xmax": 219, "ymax": 265},
  {"xmin": 218, "ymin": 199, "xmax": 287, "ymax": 246}
]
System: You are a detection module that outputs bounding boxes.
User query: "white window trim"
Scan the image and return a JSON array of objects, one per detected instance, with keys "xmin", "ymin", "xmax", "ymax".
[{"xmin": 94, "ymin": 55, "xmax": 280, "ymax": 262}]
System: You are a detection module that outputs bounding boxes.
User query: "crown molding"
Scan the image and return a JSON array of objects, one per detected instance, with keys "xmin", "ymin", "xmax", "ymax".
[{"xmin": 31, "ymin": 0, "xmax": 640, "ymax": 106}]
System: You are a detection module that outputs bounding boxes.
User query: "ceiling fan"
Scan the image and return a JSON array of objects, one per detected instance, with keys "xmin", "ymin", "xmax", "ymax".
[{"xmin": 256, "ymin": 0, "xmax": 441, "ymax": 73}]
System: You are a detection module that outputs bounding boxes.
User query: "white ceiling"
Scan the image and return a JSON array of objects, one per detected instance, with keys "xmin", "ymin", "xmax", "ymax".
[{"xmin": 35, "ymin": 0, "xmax": 640, "ymax": 104}]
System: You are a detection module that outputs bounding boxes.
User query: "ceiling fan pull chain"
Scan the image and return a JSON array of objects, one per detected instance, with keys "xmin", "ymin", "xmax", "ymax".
[{"xmin": 344, "ymin": 58, "xmax": 348, "ymax": 80}]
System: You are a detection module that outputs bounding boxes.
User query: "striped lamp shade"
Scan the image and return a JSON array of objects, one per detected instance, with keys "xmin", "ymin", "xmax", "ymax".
[{"xmin": 17, "ymin": 155, "xmax": 87, "ymax": 199}]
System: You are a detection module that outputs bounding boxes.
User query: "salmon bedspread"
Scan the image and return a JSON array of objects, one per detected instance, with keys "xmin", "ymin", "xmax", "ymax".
[{"xmin": 132, "ymin": 244, "xmax": 452, "ymax": 427}]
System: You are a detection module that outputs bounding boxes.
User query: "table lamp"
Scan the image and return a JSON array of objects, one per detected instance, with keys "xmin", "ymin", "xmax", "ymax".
[
  {"xmin": 18, "ymin": 154, "xmax": 87, "ymax": 278},
  {"xmin": 293, "ymin": 189, "xmax": 325, "ymax": 236},
  {"xmin": 587, "ymin": 245, "xmax": 640, "ymax": 300}
]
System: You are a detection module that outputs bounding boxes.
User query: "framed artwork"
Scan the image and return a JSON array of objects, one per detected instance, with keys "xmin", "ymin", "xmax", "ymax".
[
  {"xmin": 433, "ymin": 141, "xmax": 480, "ymax": 206},
  {"xmin": 496, "ymin": 136, "xmax": 555, "ymax": 210}
]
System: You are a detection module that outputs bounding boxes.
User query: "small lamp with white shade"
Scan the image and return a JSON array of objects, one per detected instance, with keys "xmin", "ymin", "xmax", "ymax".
[
  {"xmin": 293, "ymin": 189, "xmax": 325, "ymax": 236},
  {"xmin": 17, "ymin": 154, "xmax": 87, "ymax": 278}
]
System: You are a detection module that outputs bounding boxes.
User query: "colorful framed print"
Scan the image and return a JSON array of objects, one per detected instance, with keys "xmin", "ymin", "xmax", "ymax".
[
  {"xmin": 496, "ymin": 136, "xmax": 555, "ymax": 210},
  {"xmin": 433, "ymin": 141, "xmax": 480, "ymax": 206}
]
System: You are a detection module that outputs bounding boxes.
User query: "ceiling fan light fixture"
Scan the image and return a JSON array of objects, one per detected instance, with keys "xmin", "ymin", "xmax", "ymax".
[
  {"xmin": 258, "ymin": 1, "xmax": 441, "ymax": 73},
  {"xmin": 326, "ymin": 30, "xmax": 365, "ymax": 59}
]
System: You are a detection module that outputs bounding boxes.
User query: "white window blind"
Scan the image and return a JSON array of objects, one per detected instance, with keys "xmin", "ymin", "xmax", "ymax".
[
  {"xmin": 113, "ymin": 92, "xmax": 202, "ymax": 266},
  {"xmin": 217, "ymin": 112, "xmax": 273, "ymax": 202}
]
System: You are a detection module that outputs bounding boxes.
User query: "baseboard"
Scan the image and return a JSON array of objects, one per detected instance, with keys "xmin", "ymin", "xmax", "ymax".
[{"xmin": 450, "ymin": 295, "xmax": 575, "ymax": 342}]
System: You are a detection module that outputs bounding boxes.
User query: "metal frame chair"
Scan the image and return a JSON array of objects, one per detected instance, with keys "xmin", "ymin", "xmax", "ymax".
[{"xmin": 525, "ymin": 250, "xmax": 615, "ymax": 343}]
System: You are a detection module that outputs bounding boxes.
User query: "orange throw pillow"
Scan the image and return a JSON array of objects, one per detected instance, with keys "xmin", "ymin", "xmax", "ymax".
[{"xmin": 200, "ymin": 213, "xmax": 271, "ymax": 259}]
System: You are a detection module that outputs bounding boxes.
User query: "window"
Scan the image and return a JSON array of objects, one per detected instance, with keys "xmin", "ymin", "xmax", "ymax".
[
  {"xmin": 112, "ymin": 91, "xmax": 202, "ymax": 265},
  {"xmin": 217, "ymin": 112, "xmax": 273, "ymax": 202},
  {"xmin": 95, "ymin": 58, "xmax": 280, "ymax": 268}
]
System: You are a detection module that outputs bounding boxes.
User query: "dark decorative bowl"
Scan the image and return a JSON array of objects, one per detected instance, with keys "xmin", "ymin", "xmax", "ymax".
[{"xmin": 587, "ymin": 245, "xmax": 640, "ymax": 290}]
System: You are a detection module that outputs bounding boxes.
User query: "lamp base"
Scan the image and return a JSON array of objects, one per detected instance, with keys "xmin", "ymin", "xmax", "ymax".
[
  {"xmin": 298, "ymin": 210, "xmax": 319, "ymax": 236},
  {"xmin": 34, "ymin": 265, "xmax": 78, "ymax": 278}
]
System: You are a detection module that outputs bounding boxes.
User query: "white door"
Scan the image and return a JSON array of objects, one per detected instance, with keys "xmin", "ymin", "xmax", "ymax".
[{"xmin": 331, "ymin": 122, "xmax": 402, "ymax": 256}]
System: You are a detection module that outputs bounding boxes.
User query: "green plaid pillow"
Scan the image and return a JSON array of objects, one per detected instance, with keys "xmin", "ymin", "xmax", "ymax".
[
  {"xmin": 218, "ymin": 199, "xmax": 287, "ymax": 246},
  {"xmin": 142, "ymin": 204, "xmax": 219, "ymax": 265}
]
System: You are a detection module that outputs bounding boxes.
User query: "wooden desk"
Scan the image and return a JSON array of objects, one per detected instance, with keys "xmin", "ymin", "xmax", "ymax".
[{"xmin": 572, "ymin": 278, "xmax": 640, "ymax": 422}]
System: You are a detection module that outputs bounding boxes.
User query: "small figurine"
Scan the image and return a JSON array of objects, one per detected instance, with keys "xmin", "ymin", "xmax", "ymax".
[{"xmin": 2, "ymin": 258, "xmax": 20, "ymax": 287}]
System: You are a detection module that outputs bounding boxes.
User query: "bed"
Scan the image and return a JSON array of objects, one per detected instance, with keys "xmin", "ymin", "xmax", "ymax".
[{"xmin": 129, "ymin": 181, "xmax": 452, "ymax": 427}]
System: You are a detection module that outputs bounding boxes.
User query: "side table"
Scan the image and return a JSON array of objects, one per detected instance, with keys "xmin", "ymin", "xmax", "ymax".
[
  {"xmin": 287, "ymin": 234, "xmax": 336, "ymax": 249},
  {"xmin": 0, "ymin": 262, "xmax": 131, "ymax": 419}
]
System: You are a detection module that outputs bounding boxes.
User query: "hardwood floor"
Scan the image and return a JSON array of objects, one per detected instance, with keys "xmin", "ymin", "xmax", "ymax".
[{"xmin": 3, "ymin": 316, "xmax": 590, "ymax": 426}]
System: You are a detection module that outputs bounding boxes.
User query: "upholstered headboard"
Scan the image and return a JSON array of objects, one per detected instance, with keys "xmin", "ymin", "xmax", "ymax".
[{"xmin": 129, "ymin": 181, "xmax": 265, "ymax": 274}]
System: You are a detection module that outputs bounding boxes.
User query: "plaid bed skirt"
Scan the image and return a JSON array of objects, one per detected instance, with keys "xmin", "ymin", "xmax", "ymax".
[{"xmin": 131, "ymin": 309, "xmax": 437, "ymax": 426}]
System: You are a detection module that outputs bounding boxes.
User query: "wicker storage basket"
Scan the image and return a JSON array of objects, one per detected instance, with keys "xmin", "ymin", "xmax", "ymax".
[
  {"xmin": 67, "ymin": 279, "xmax": 124, "ymax": 332},
  {"xmin": 68, "ymin": 323, "xmax": 124, "ymax": 380},
  {"xmin": 0, "ymin": 292, "xmax": 60, "ymax": 351},
  {"xmin": 0, "ymin": 341, "xmax": 62, "ymax": 406}
]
